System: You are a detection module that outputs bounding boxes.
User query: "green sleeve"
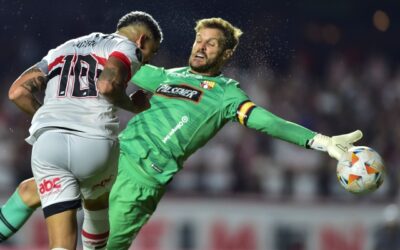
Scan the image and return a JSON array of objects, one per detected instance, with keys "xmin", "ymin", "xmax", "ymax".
[
  {"xmin": 222, "ymin": 82, "xmax": 250, "ymax": 120},
  {"xmin": 130, "ymin": 64, "xmax": 167, "ymax": 93},
  {"xmin": 222, "ymin": 83, "xmax": 316, "ymax": 147},
  {"xmin": 246, "ymin": 107, "xmax": 316, "ymax": 147}
]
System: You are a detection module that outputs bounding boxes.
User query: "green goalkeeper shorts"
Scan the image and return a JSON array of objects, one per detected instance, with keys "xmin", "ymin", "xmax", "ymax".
[{"xmin": 107, "ymin": 152, "xmax": 165, "ymax": 250}]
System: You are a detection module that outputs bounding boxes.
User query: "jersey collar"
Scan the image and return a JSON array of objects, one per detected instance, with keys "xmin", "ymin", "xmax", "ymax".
[{"xmin": 186, "ymin": 67, "xmax": 223, "ymax": 79}]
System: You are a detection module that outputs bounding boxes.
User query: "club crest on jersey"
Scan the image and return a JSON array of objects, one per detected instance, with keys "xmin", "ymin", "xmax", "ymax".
[
  {"xmin": 156, "ymin": 84, "xmax": 203, "ymax": 102},
  {"xmin": 200, "ymin": 80, "xmax": 216, "ymax": 90}
]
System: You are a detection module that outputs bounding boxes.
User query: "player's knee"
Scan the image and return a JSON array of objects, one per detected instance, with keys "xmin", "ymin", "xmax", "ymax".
[
  {"xmin": 83, "ymin": 192, "xmax": 109, "ymax": 210},
  {"xmin": 17, "ymin": 178, "xmax": 41, "ymax": 208}
]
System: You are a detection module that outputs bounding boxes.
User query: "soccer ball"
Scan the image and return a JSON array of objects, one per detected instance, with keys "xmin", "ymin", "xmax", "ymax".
[{"xmin": 336, "ymin": 146, "xmax": 385, "ymax": 194}]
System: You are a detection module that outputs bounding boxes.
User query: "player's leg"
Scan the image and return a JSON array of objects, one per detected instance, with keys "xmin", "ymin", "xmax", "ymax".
[
  {"xmin": 81, "ymin": 193, "xmax": 110, "ymax": 250},
  {"xmin": 17, "ymin": 178, "xmax": 41, "ymax": 208},
  {"xmin": 0, "ymin": 178, "xmax": 40, "ymax": 242},
  {"xmin": 31, "ymin": 131, "xmax": 82, "ymax": 249},
  {"xmin": 107, "ymin": 153, "xmax": 165, "ymax": 249},
  {"xmin": 75, "ymin": 136, "xmax": 119, "ymax": 250},
  {"xmin": 45, "ymin": 209, "xmax": 79, "ymax": 249}
]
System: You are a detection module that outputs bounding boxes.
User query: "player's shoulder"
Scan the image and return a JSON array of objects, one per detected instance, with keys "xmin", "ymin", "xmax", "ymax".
[
  {"xmin": 220, "ymin": 76, "xmax": 240, "ymax": 86},
  {"xmin": 69, "ymin": 32, "xmax": 103, "ymax": 42},
  {"xmin": 166, "ymin": 66, "xmax": 188, "ymax": 73},
  {"xmin": 62, "ymin": 32, "xmax": 106, "ymax": 48},
  {"xmin": 140, "ymin": 64, "xmax": 165, "ymax": 73},
  {"xmin": 214, "ymin": 74, "xmax": 240, "ymax": 90},
  {"xmin": 74, "ymin": 32, "xmax": 134, "ymax": 45},
  {"xmin": 217, "ymin": 75, "xmax": 247, "ymax": 98},
  {"xmin": 161, "ymin": 66, "xmax": 190, "ymax": 78}
]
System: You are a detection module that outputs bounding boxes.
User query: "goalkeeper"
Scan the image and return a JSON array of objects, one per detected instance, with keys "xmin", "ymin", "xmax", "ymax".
[{"xmin": 0, "ymin": 17, "xmax": 362, "ymax": 249}]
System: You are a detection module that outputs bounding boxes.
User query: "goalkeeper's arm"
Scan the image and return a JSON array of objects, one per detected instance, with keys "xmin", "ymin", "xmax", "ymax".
[{"xmin": 242, "ymin": 105, "xmax": 362, "ymax": 160}]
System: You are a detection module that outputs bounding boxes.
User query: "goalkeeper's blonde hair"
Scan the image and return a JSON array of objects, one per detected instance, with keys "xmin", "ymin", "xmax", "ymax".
[{"xmin": 195, "ymin": 18, "xmax": 243, "ymax": 51}]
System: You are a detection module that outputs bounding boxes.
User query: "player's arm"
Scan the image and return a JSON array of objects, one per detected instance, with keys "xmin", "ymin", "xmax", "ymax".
[
  {"xmin": 224, "ymin": 84, "xmax": 362, "ymax": 160},
  {"xmin": 130, "ymin": 64, "xmax": 167, "ymax": 93},
  {"xmin": 238, "ymin": 102, "xmax": 316, "ymax": 146},
  {"xmin": 8, "ymin": 63, "xmax": 48, "ymax": 116},
  {"xmin": 242, "ymin": 103, "xmax": 363, "ymax": 160},
  {"xmin": 97, "ymin": 56, "xmax": 148, "ymax": 113}
]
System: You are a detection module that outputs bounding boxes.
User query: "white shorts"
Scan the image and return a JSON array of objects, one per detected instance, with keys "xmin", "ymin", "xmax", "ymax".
[{"xmin": 31, "ymin": 129, "xmax": 119, "ymax": 217}]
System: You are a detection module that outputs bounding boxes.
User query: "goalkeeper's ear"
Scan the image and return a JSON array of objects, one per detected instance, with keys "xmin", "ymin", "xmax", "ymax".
[{"xmin": 223, "ymin": 49, "xmax": 233, "ymax": 61}]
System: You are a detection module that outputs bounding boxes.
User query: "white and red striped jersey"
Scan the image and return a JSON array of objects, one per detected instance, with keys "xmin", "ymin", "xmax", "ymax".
[{"xmin": 27, "ymin": 32, "xmax": 141, "ymax": 143}]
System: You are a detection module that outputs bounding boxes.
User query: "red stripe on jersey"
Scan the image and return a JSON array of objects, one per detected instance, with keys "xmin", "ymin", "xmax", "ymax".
[
  {"xmin": 48, "ymin": 55, "xmax": 65, "ymax": 72},
  {"xmin": 81, "ymin": 229, "xmax": 109, "ymax": 240},
  {"xmin": 109, "ymin": 51, "xmax": 132, "ymax": 79},
  {"xmin": 92, "ymin": 54, "xmax": 107, "ymax": 66}
]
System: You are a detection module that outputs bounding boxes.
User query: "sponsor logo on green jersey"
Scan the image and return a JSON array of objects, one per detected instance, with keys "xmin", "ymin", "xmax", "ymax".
[
  {"xmin": 162, "ymin": 115, "xmax": 189, "ymax": 143},
  {"xmin": 156, "ymin": 84, "xmax": 203, "ymax": 102}
]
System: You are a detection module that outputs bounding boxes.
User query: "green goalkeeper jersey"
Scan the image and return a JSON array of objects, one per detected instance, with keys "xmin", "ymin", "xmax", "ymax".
[{"xmin": 119, "ymin": 65, "xmax": 316, "ymax": 185}]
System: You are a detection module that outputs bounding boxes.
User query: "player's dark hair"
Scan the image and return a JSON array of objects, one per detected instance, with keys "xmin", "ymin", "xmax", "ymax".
[{"xmin": 117, "ymin": 11, "xmax": 163, "ymax": 43}]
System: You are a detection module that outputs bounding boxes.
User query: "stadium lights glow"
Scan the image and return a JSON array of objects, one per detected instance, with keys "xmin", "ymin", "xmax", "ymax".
[{"xmin": 373, "ymin": 10, "xmax": 390, "ymax": 32}]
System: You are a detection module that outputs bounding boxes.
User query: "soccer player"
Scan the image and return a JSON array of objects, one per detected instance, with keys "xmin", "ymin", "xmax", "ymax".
[
  {"xmin": 1, "ymin": 17, "xmax": 362, "ymax": 249},
  {"xmin": 4, "ymin": 11, "xmax": 162, "ymax": 250},
  {"xmin": 105, "ymin": 17, "xmax": 362, "ymax": 249}
]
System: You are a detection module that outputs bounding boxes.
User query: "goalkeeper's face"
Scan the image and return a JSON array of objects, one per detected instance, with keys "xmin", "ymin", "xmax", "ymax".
[{"xmin": 189, "ymin": 28, "xmax": 227, "ymax": 75}]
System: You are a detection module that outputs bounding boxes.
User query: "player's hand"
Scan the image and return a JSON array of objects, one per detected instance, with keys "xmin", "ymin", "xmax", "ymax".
[
  {"xmin": 130, "ymin": 89, "xmax": 151, "ymax": 113},
  {"xmin": 308, "ymin": 130, "xmax": 363, "ymax": 160}
]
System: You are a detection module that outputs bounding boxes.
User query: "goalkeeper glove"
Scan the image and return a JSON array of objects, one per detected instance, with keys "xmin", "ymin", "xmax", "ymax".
[{"xmin": 308, "ymin": 130, "xmax": 363, "ymax": 160}]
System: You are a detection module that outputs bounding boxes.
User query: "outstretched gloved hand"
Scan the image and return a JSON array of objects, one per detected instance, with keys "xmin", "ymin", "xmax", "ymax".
[{"xmin": 308, "ymin": 130, "xmax": 363, "ymax": 160}]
